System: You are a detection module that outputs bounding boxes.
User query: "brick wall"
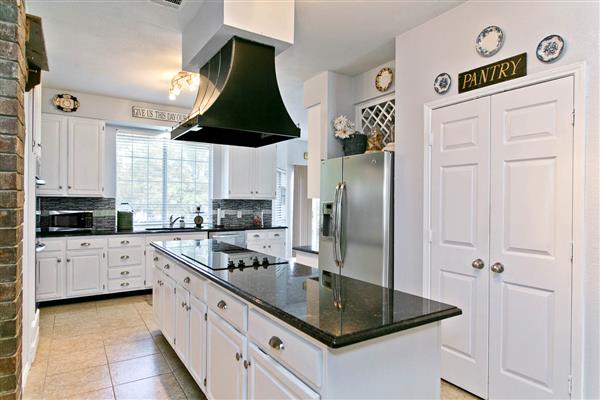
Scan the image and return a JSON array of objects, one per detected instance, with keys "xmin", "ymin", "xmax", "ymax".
[{"xmin": 0, "ymin": 0, "xmax": 26, "ymax": 399}]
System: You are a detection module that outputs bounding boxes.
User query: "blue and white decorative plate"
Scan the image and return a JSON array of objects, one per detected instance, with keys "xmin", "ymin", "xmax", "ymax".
[
  {"xmin": 476, "ymin": 26, "xmax": 504, "ymax": 57},
  {"xmin": 433, "ymin": 73, "xmax": 451, "ymax": 94},
  {"xmin": 536, "ymin": 34, "xmax": 565, "ymax": 63}
]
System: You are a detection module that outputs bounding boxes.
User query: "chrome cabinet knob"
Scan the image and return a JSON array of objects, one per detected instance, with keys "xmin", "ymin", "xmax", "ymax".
[
  {"xmin": 235, "ymin": 352, "xmax": 241, "ymax": 361},
  {"xmin": 268, "ymin": 336, "xmax": 284, "ymax": 350},
  {"xmin": 120, "ymin": 255, "xmax": 130, "ymax": 260},
  {"xmin": 121, "ymin": 240, "xmax": 130, "ymax": 245},
  {"xmin": 243, "ymin": 360, "xmax": 251, "ymax": 369},
  {"xmin": 153, "ymin": 256, "xmax": 159, "ymax": 262},
  {"xmin": 164, "ymin": 264, "xmax": 170, "ymax": 269},
  {"xmin": 184, "ymin": 277, "xmax": 190, "ymax": 284},
  {"xmin": 472, "ymin": 259, "xmax": 485, "ymax": 270},
  {"xmin": 491, "ymin": 262, "xmax": 504, "ymax": 273},
  {"xmin": 217, "ymin": 300, "xmax": 227, "ymax": 310}
]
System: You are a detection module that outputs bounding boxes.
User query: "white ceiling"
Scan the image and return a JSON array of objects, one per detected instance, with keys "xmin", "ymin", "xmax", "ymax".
[{"xmin": 28, "ymin": 0, "xmax": 462, "ymax": 132}]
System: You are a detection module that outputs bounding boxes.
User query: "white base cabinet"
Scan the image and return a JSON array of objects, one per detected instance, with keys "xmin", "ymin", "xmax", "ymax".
[
  {"xmin": 66, "ymin": 248, "xmax": 106, "ymax": 297},
  {"xmin": 246, "ymin": 230, "xmax": 286, "ymax": 258},
  {"xmin": 153, "ymin": 249, "xmax": 443, "ymax": 400},
  {"xmin": 36, "ymin": 251, "xmax": 64, "ymax": 301}
]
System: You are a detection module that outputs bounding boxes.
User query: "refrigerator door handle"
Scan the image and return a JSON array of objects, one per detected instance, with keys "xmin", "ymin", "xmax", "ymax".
[
  {"xmin": 332, "ymin": 182, "xmax": 341, "ymax": 266},
  {"xmin": 335, "ymin": 182, "xmax": 345, "ymax": 267}
]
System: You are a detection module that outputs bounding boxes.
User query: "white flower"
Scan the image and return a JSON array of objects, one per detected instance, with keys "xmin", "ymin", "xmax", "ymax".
[{"xmin": 333, "ymin": 115, "xmax": 355, "ymax": 139}]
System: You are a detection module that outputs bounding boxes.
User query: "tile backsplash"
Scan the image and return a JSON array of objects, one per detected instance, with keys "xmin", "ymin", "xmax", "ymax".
[
  {"xmin": 212, "ymin": 199, "xmax": 273, "ymax": 228},
  {"xmin": 38, "ymin": 197, "xmax": 116, "ymax": 230}
]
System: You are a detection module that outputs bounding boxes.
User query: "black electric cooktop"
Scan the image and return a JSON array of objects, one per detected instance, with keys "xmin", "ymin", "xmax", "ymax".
[{"xmin": 180, "ymin": 239, "xmax": 288, "ymax": 270}]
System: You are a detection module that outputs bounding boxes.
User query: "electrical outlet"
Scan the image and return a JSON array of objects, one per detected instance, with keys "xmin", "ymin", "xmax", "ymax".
[{"xmin": 237, "ymin": 211, "xmax": 242, "ymax": 218}]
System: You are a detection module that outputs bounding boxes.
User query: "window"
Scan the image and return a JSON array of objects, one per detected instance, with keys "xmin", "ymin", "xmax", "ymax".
[
  {"xmin": 116, "ymin": 130, "xmax": 211, "ymax": 226},
  {"xmin": 272, "ymin": 168, "xmax": 287, "ymax": 226}
]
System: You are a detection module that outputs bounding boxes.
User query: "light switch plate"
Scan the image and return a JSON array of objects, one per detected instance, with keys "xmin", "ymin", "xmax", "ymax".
[{"xmin": 237, "ymin": 211, "xmax": 242, "ymax": 218}]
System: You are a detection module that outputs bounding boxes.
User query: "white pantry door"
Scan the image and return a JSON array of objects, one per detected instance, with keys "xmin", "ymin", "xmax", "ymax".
[
  {"xmin": 430, "ymin": 97, "xmax": 490, "ymax": 398},
  {"xmin": 488, "ymin": 77, "xmax": 573, "ymax": 399}
]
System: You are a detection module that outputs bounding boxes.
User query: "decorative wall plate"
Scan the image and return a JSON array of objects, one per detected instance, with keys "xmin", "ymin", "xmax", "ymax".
[
  {"xmin": 433, "ymin": 73, "xmax": 451, "ymax": 94},
  {"xmin": 476, "ymin": 26, "xmax": 504, "ymax": 57},
  {"xmin": 52, "ymin": 93, "xmax": 80, "ymax": 112},
  {"xmin": 536, "ymin": 34, "xmax": 565, "ymax": 63},
  {"xmin": 375, "ymin": 67, "xmax": 393, "ymax": 92}
]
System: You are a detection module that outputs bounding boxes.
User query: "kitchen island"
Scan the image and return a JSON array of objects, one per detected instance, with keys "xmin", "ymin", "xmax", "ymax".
[{"xmin": 151, "ymin": 239, "xmax": 460, "ymax": 399}]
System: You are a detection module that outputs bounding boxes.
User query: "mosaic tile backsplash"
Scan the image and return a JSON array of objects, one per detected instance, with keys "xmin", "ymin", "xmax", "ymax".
[
  {"xmin": 38, "ymin": 197, "xmax": 116, "ymax": 230},
  {"xmin": 212, "ymin": 199, "xmax": 273, "ymax": 228}
]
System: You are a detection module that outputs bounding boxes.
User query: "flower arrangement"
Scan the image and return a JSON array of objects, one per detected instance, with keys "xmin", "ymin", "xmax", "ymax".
[{"xmin": 333, "ymin": 115, "xmax": 356, "ymax": 139}]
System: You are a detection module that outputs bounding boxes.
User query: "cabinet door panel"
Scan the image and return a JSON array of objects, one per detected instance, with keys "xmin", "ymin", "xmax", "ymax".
[
  {"xmin": 189, "ymin": 295, "xmax": 207, "ymax": 388},
  {"xmin": 153, "ymin": 267, "xmax": 163, "ymax": 328},
  {"xmin": 227, "ymin": 145, "xmax": 254, "ymax": 198},
  {"xmin": 38, "ymin": 114, "xmax": 67, "ymax": 195},
  {"xmin": 67, "ymin": 117, "xmax": 104, "ymax": 196},
  {"xmin": 175, "ymin": 285, "xmax": 190, "ymax": 365},
  {"xmin": 162, "ymin": 276, "xmax": 176, "ymax": 347},
  {"xmin": 36, "ymin": 252, "xmax": 64, "ymax": 300},
  {"xmin": 66, "ymin": 249, "xmax": 105, "ymax": 297},
  {"xmin": 248, "ymin": 344, "xmax": 319, "ymax": 400},
  {"xmin": 254, "ymin": 145, "xmax": 277, "ymax": 199},
  {"xmin": 206, "ymin": 311, "xmax": 246, "ymax": 400}
]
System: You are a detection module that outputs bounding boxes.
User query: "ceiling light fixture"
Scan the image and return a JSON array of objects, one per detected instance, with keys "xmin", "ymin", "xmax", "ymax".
[{"xmin": 168, "ymin": 71, "xmax": 199, "ymax": 100}]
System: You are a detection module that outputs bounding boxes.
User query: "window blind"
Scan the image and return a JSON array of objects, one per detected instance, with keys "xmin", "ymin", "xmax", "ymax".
[{"xmin": 272, "ymin": 168, "xmax": 287, "ymax": 227}]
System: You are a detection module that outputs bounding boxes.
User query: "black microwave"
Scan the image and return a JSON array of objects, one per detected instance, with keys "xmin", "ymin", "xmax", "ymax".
[{"xmin": 48, "ymin": 210, "xmax": 93, "ymax": 232}]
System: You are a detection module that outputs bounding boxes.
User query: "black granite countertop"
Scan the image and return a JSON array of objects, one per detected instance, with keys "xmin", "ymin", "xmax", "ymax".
[
  {"xmin": 293, "ymin": 244, "xmax": 319, "ymax": 255},
  {"xmin": 37, "ymin": 225, "xmax": 288, "ymax": 238},
  {"xmin": 151, "ymin": 239, "xmax": 461, "ymax": 349}
]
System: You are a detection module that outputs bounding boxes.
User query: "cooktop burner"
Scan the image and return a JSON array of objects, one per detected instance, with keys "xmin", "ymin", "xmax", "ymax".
[{"xmin": 180, "ymin": 239, "xmax": 288, "ymax": 270}]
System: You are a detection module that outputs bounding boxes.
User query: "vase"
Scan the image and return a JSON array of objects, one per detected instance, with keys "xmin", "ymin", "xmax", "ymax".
[{"xmin": 342, "ymin": 134, "xmax": 368, "ymax": 156}]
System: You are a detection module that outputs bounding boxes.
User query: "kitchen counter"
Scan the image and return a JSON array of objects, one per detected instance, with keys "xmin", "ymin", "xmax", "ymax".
[
  {"xmin": 292, "ymin": 244, "xmax": 319, "ymax": 254},
  {"xmin": 37, "ymin": 225, "xmax": 288, "ymax": 238},
  {"xmin": 151, "ymin": 239, "xmax": 460, "ymax": 348}
]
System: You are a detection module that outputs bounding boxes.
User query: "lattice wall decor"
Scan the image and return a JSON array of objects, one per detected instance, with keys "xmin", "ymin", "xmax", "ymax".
[{"xmin": 359, "ymin": 99, "xmax": 395, "ymax": 145}]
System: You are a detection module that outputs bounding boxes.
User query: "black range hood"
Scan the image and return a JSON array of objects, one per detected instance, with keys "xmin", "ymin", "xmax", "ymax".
[{"xmin": 172, "ymin": 37, "xmax": 300, "ymax": 147}]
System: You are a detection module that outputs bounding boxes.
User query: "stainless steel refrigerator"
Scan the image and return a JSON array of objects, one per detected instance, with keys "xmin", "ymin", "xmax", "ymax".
[{"xmin": 318, "ymin": 151, "xmax": 394, "ymax": 288}]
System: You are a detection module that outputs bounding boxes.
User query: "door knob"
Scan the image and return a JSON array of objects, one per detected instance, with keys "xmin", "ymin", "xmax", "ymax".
[
  {"xmin": 491, "ymin": 262, "xmax": 504, "ymax": 273},
  {"xmin": 471, "ymin": 259, "xmax": 485, "ymax": 269}
]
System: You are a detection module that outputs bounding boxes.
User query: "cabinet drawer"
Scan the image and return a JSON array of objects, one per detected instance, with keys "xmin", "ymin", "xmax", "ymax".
[
  {"xmin": 107, "ymin": 277, "xmax": 144, "ymax": 292},
  {"xmin": 66, "ymin": 237, "xmax": 106, "ymax": 250},
  {"xmin": 183, "ymin": 271, "xmax": 207, "ymax": 302},
  {"xmin": 249, "ymin": 309, "xmax": 322, "ymax": 388},
  {"xmin": 108, "ymin": 247, "xmax": 143, "ymax": 267},
  {"xmin": 108, "ymin": 265, "xmax": 143, "ymax": 279},
  {"xmin": 207, "ymin": 284, "xmax": 247, "ymax": 332},
  {"xmin": 108, "ymin": 236, "xmax": 144, "ymax": 248},
  {"xmin": 38, "ymin": 239, "xmax": 64, "ymax": 252}
]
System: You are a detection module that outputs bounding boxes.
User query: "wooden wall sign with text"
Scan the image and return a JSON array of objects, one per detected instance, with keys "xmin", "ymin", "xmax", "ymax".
[
  {"xmin": 458, "ymin": 53, "xmax": 527, "ymax": 93},
  {"xmin": 132, "ymin": 106, "xmax": 188, "ymax": 123}
]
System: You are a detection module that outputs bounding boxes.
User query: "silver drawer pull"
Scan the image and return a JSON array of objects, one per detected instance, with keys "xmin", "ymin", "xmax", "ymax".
[
  {"xmin": 120, "ymin": 282, "xmax": 130, "ymax": 287},
  {"xmin": 120, "ymin": 271, "xmax": 130, "ymax": 275},
  {"xmin": 120, "ymin": 255, "xmax": 130, "ymax": 260},
  {"xmin": 80, "ymin": 242, "xmax": 91, "ymax": 247},
  {"xmin": 164, "ymin": 264, "xmax": 170, "ymax": 269},
  {"xmin": 153, "ymin": 256, "xmax": 159, "ymax": 262},
  {"xmin": 184, "ymin": 277, "xmax": 190, "ymax": 284},
  {"xmin": 268, "ymin": 336, "xmax": 284, "ymax": 350},
  {"xmin": 120, "ymin": 240, "xmax": 130, "ymax": 245},
  {"xmin": 274, "ymin": 234, "xmax": 280, "ymax": 237},
  {"xmin": 253, "ymin": 234, "xmax": 260, "ymax": 238},
  {"xmin": 174, "ymin": 237, "xmax": 181, "ymax": 241},
  {"xmin": 217, "ymin": 300, "xmax": 227, "ymax": 310}
]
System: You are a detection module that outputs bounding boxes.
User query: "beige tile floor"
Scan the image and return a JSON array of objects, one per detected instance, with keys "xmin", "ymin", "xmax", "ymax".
[
  {"xmin": 24, "ymin": 294, "xmax": 478, "ymax": 400},
  {"xmin": 24, "ymin": 294, "xmax": 206, "ymax": 400}
]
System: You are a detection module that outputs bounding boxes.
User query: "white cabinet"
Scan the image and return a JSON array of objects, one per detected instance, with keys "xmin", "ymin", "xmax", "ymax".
[
  {"xmin": 219, "ymin": 144, "xmax": 277, "ymax": 199},
  {"xmin": 65, "ymin": 248, "xmax": 106, "ymax": 297},
  {"xmin": 37, "ymin": 114, "xmax": 67, "ymax": 195},
  {"xmin": 206, "ymin": 311, "xmax": 246, "ymax": 400},
  {"xmin": 306, "ymin": 103, "xmax": 323, "ymax": 199},
  {"xmin": 36, "ymin": 251, "xmax": 64, "ymax": 301},
  {"xmin": 189, "ymin": 295, "xmax": 208, "ymax": 388},
  {"xmin": 153, "ymin": 266, "xmax": 164, "ymax": 328},
  {"xmin": 175, "ymin": 283, "xmax": 190, "ymax": 364},
  {"xmin": 162, "ymin": 275, "xmax": 177, "ymax": 346},
  {"xmin": 38, "ymin": 114, "xmax": 105, "ymax": 197},
  {"xmin": 246, "ymin": 230, "xmax": 286, "ymax": 258},
  {"xmin": 248, "ymin": 344, "xmax": 319, "ymax": 400}
]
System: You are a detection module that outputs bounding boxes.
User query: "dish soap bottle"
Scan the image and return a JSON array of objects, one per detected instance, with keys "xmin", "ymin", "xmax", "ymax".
[{"xmin": 179, "ymin": 216, "xmax": 185, "ymax": 228}]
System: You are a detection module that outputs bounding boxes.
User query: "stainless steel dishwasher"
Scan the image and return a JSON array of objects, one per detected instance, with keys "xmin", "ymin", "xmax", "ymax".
[{"xmin": 208, "ymin": 231, "xmax": 247, "ymax": 248}]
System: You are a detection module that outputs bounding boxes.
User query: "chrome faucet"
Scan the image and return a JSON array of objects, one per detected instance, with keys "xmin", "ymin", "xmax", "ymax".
[{"xmin": 169, "ymin": 215, "xmax": 181, "ymax": 228}]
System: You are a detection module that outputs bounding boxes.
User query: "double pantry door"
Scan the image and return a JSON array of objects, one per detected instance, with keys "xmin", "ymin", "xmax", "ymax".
[{"xmin": 430, "ymin": 77, "xmax": 574, "ymax": 399}]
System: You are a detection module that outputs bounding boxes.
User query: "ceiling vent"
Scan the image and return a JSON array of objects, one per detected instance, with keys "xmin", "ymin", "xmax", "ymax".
[{"xmin": 149, "ymin": 0, "xmax": 183, "ymax": 9}]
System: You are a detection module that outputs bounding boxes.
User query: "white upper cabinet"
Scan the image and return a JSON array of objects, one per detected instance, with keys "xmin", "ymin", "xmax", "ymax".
[
  {"xmin": 38, "ymin": 114, "xmax": 105, "ymax": 197},
  {"xmin": 37, "ymin": 114, "xmax": 67, "ymax": 195},
  {"xmin": 218, "ymin": 144, "xmax": 277, "ymax": 199},
  {"xmin": 67, "ymin": 117, "xmax": 105, "ymax": 196}
]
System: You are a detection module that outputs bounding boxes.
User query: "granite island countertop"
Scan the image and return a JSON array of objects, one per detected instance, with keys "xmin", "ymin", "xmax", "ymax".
[
  {"xmin": 37, "ymin": 225, "xmax": 288, "ymax": 238},
  {"xmin": 293, "ymin": 244, "xmax": 319, "ymax": 254},
  {"xmin": 151, "ymin": 239, "xmax": 461, "ymax": 348}
]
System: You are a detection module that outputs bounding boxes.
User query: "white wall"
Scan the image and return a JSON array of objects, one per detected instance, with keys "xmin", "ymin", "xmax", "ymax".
[{"xmin": 393, "ymin": 1, "xmax": 599, "ymax": 397}]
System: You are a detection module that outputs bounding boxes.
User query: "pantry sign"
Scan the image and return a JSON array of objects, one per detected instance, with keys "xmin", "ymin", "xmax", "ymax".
[{"xmin": 458, "ymin": 53, "xmax": 527, "ymax": 93}]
